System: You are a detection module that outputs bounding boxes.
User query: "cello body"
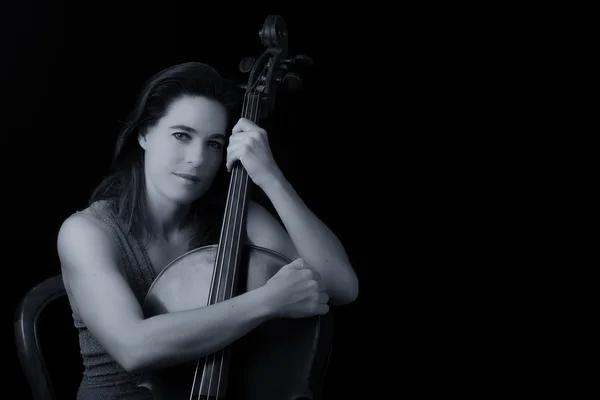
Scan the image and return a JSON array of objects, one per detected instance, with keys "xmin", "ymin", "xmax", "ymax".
[{"xmin": 140, "ymin": 244, "xmax": 334, "ymax": 399}]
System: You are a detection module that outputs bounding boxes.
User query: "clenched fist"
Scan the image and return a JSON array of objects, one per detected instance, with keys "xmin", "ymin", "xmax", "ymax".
[{"xmin": 261, "ymin": 258, "xmax": 330, "ymax": 318}]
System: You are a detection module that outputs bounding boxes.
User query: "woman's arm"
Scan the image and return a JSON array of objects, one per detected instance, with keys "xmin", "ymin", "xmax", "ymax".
[
  {"xmin": 226, "ymin": 118, "xmax": 359, "ymax": 306},
  {"xmin": 58, "ymin": 214, "xmax": 283, "ymax": 373},
  {"xmin": 247, "ymin": 177, "xmax": 359, "ymax": 306}
]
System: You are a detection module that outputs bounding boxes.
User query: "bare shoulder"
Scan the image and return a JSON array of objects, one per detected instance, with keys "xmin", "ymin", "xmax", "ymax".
[
  {"xmin": 245, "ymin": 201, "xmax": 299, "ymax": 261},
  {"xmin": 57, "ymin": 211, "xmax": 121, "ymax": 277},
  {"xmin": 56, "ymin": 211, "xmax": 146, "ymax": 370}
]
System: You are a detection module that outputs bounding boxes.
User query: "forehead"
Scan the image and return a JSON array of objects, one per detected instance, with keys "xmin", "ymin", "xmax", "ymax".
[{"xmin": 160, "ymin": 95, "xmax": 227, "ymax": 132}]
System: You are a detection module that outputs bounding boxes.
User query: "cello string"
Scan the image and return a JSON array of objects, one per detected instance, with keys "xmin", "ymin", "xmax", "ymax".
[
  {"xmin": 194, "ymin": 129, "xmax": 241, "ymax": 399},
  {"xmin": 198, "ymin": 69, "xmax": 264, "ymax": 399},
  {"xmin": 196, "ymin": 86, "xmax": 248, "ymax": 399},
  {"xmin": 214, "ymin": 149, "xmax": 246, "ymax": 391},
  {"xmin": 214, "ymin": 83, "xmax": 260, "ymax": 398},
  {"xmin": 192, "ymin": 163, "xmax": 236, "ymax": 399},
  {"xmin": 200, "ymin": 102, "xmax": 246, "ymax": 399},
  {"xmin": 215, "ymin": 87, "xmax": 259, "ymax": 398},
  {"xmin": 212, "ymin": 87, "xmax": 256, "ymax": 398},
  {"xmin": 213, "ymin": 67, "xmax": 265, "ymax": 398}
]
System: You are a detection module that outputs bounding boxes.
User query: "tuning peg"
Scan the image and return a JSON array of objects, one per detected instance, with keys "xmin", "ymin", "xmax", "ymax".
[
  {"xmin": 238, "ymin": 57, "xmax": 255, "ymax": 74},
  {"xmin": 279, "ymin": 73, "xmax": 302, "ymax": 91},
  {"xmin": 281, "ymin": 55, "xmax": 314, "ymax": 67},
  {"xmin": 293, "ymin": 55, "xmax": 314, "ymax": 67}
]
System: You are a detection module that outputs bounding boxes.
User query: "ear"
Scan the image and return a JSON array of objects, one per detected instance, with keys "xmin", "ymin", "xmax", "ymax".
[{"xmin": 137, "ymin": 132, "xmax": 148, "ymax": 150}]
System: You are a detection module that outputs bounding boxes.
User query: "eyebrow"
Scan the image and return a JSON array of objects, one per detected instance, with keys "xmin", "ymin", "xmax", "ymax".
[{"xmin": 169, "ymin": 125, "xmax": 226, "ymax": 139}]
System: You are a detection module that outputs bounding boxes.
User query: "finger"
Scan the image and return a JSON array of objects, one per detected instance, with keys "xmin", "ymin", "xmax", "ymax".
[
  {"xmin": 231, "ymin": 132, "xmax": 265, "ymax": 149},
  {"xmin": 316, "ymin": 304, "xmax": 329, "ymax": 315},
  {"xmin": 231, "ymin": 118, "xmax": 245, "ymax": 134},
  {"xmin": 285, "ymin": 258, "xmax": 304, "ymax": 269},
  {"xmin": 226, "ymin": 140, "xmax": 245, "ymax": 157},
  {"xmin": 316, "ymin": 279, "xmax": 327, "ymax": 292},
  {"xmin": 311, "ymin": 269, "xmax": 322, "ymax": 280},
  {"xmin": 226, "ymin": 138, "xmax": 257, "ymax": 170},
  {"xmin": 229, "ymin": 129, "xmax": 257, "ymax": 140},
  {"xmin": 232, "ymin": 118, "xmax": 264, "ymax": 135},
  {"xmin": 318, "ymin": 292, "xmax": 329, "ymax": 304},
  {"xmin": 227, "ymin": 133, "xmax": 244, "ymax": 143},
  {"xmin": 227, "ymin": 137, "xmax": 257, "ymax": 160},
  {"xmin": 225, "ymin": 147, "xmax": 242, "ymax": 171}
]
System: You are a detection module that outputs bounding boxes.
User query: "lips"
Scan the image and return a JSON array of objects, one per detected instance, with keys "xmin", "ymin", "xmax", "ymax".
[{"xmin": 173, "ymin": 173, "xmax": 202, "ymax": 182}]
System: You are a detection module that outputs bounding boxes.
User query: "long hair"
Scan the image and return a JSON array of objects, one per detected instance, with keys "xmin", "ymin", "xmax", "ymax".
[{"xmin": 89, "ymin": 62, "xmax": 240, "ymax": 243}]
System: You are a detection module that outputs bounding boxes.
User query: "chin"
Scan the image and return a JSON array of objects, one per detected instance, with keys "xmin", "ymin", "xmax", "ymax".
[
  {"xmin": 170, "ymin": 191, "xmax": 204, "ymax": 205},
  {"xmin": 169, "ymin": 185, "xmax": 210, "ymax": 205}
]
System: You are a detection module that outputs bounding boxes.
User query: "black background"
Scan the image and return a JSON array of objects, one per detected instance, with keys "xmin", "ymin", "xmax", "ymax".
[{"xmin": 1, "ymin": 1, "xmax": 592, "ymax": 399}]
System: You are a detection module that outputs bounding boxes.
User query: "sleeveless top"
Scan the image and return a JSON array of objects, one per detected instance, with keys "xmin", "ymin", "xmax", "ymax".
[{"xmin": 70, "ymin": 200, "xmax": 218, "ymax": 399}]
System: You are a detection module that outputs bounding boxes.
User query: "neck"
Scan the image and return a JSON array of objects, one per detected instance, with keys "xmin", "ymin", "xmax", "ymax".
[{"xmin": 144, "ymin": 183, "xmax": 191, "ymax": 241}]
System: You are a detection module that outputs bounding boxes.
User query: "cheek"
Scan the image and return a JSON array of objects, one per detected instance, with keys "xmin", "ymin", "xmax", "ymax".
[{"xmin": 146, "ymin": 143, "xmax": 181, "ymax": 173}]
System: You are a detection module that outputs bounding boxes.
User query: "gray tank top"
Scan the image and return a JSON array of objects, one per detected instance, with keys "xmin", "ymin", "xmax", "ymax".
[{"xmin": 70, "ymin": 200, "xmax": 196, "ymax": 399}]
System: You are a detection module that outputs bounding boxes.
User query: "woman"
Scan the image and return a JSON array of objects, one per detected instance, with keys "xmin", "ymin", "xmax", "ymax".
[{"xmin": 57, "ymin": 61, "xmax": 359, "ymax": 399}]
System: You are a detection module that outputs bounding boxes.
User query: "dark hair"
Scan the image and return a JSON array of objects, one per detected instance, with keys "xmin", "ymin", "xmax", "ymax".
[{"xmin": 89, "ymin": 61, "xmax": 240, "ymax": 243}]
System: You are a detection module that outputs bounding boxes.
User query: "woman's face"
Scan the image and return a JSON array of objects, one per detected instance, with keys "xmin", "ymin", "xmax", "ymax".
[{"xmin": 138, "ymin": 95, "xmax": 228, "ymax": 205}]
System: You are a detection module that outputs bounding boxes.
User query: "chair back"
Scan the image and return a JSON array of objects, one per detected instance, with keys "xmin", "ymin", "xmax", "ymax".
[{"xmin": 14, "ymin": 274, "xmax": 78, "ymax": 400}]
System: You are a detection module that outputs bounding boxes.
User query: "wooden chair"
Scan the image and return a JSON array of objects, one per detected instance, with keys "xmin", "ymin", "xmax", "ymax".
[{"xmin": 14, "ymin": 274, "xmax": 81, "ymax": 400}]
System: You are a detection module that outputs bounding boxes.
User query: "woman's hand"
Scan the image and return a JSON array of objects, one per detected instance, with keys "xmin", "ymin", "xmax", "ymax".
[
  {"xmin": 260, "ymin": 258, "xmax": 330, "ymax": 318},
  {"xmin": 226, "ymin": 118, "xmax": 283, "ymax": 188}
]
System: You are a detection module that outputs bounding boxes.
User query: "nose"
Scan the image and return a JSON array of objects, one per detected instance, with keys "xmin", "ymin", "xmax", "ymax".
[{"xmin": 185, "ymin": 143, "xmax": 208, "ymax": 167}]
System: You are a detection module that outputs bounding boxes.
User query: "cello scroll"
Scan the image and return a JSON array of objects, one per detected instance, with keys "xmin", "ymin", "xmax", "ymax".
[{"xmin": 236, "ymin": 15, "xmax": 314, "ymax": 121}]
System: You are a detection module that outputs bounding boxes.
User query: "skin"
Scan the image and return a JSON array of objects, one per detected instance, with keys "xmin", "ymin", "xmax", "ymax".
[{"xmin": 57, "ymin": 95, "xmax": 359, "ymax": 373}]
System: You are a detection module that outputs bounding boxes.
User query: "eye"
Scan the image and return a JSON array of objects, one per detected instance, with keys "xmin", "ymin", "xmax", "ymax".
[
  {"xmin": 208, "ymin": 140, "xmax": 223, "ymax": 150},
  {"xmin": 173, "ymin": 132, "xmax": 191, "ymax": 141}
]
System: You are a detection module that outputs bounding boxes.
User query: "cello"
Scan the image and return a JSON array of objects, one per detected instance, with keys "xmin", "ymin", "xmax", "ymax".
[{"xmin": 138, "ymin": 15, "xmax": 334, "ymax": 400}]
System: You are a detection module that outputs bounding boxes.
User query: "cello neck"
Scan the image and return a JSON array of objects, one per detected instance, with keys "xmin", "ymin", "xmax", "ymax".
[{"xmin": 209, "ymin": 90, "xmax": 262, "ymax": 306}]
